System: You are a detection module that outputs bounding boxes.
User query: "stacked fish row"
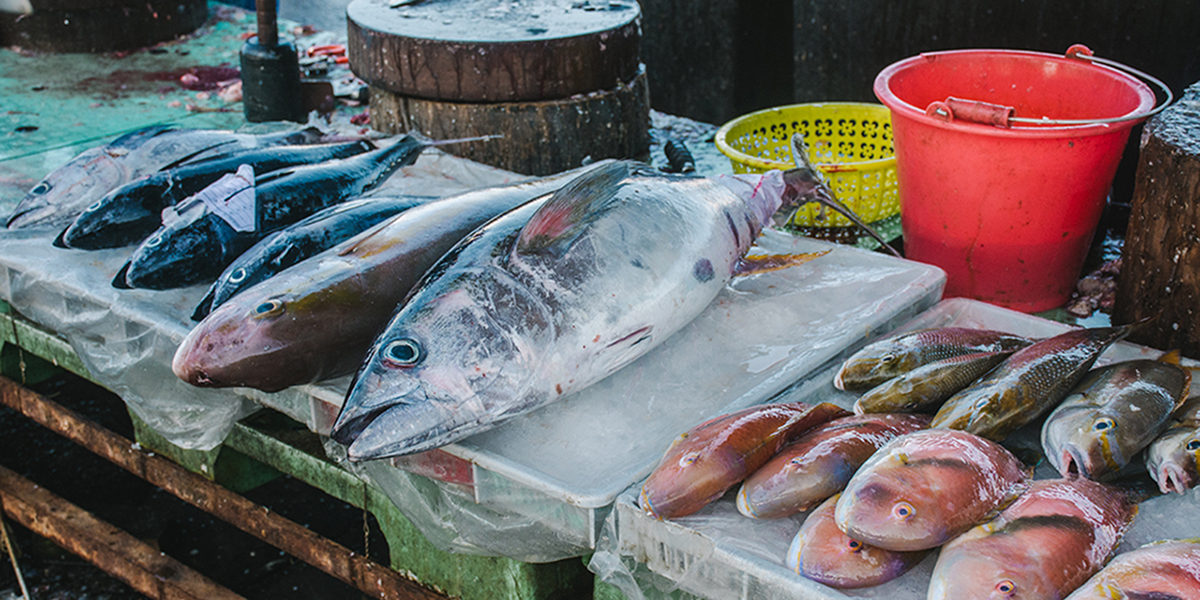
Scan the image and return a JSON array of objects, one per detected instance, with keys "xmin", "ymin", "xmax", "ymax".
[
  {"xmin": 15, "ymin": 137, "xmax": 887, "ymax": 458},
  {"xmin": 636, "ymin": 324, "xmax": 1200, "ymax": 597}
]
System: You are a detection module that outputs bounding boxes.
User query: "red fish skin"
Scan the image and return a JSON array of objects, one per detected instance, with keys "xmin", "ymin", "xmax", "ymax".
[
  {"xmin": 928, "ymin": 478, "xmax": 1137, "ymax": 600},
  {"xmin": 1065, "ymin": 539, "xmax": 1200, "ymax": 600},
  {"xmin": 639, "ymin": 402, "xmax": 849, "ymax": 520},
  {"xmin": 787, "ymin": 493, "xmax": 930, "ymax": 589},
  {"xmin": 738, "ymin": 413, "xmax": 931, "ymax": 519},
  {"xmin": 834, "ymin": 429, "xmax": 1030, "ymax": 552}
]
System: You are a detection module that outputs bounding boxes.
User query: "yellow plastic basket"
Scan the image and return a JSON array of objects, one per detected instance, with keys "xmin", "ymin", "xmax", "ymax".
[{"xmin": 715, "ymin": 102, "xmax": 898, "ymax": 228}]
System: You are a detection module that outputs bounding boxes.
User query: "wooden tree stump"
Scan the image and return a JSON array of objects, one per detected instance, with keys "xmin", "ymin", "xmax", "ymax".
[
  {"xmin": 1113, "ymin": 82, "xmax": 1200, "ymax": 356},
  {"xmin": 0, "ymin": 0, "xmax": 208, "ymax": 53},
  {"xmin": 347, "ymin": 0, "xmax": 649, "ymax": 175}
]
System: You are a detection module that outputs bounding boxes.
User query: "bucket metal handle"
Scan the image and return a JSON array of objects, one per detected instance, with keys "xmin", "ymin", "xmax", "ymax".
[{"xmin": 924, "ymin": 44, "xmax": 1174, "ymax": 128}]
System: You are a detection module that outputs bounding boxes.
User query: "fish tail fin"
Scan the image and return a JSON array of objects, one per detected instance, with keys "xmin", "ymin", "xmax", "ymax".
[{"xmin": 780, "ymin": 134, "xmax": 901, "ymax": 258}]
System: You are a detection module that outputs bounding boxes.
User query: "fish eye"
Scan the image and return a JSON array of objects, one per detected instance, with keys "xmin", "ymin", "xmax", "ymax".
[
  {"xmin": 383, "ymin": 338, "xmax": 422, "ymax": 366},
  {"xmin": 1092, "ymin": 417, "xmax": 1116, "ymax": 432},
  {"xmin": 880, "ymin": 353, "xmax": 897, "ymax": 364},
  {"xmin": 145, "ymin": 234, "xmax": 163, "ymax": 248},
  {"xmin": 995, "ymin": 579, "xmax": 1016, "ymax": 595},
  {"xmin": 846, "ymin": 539, "xmax": 863, "ymax": 552},
  {"xmin": 31, "ymin": 182, "xmax": 51, "ymax": 195},
  {"xmin": 974, "ymin": 397, "xmax": 991, "ymax": 410},
  {"xmin": 252, "ymin": 299, "xmax": 284, "ymax": 318},
  {"xmin": 86, "ymin": 199, "xmax": 104, "ymax": 212},
  {"xmin": 892, "ymin": 501, "xmax": 914, "ymax": 520},
  {"xmin": 1188, "ymin": 439, "xmax": 1200, "ymax": 452},
  {"xmin": 228, "ymin": 268, "xmax": 247, "ymax": 283},
  {"xmin": 677, "ymin": 451, "xmax": 700, "ymax": 468}
]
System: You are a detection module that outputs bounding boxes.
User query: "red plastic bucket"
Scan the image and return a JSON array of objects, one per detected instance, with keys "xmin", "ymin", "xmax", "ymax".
[{"xmin": 874, "ymin": 47, "xmax": 1162, "ymax": 312}]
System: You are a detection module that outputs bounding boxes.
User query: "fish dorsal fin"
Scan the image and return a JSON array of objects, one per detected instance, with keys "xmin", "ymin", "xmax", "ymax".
[{"xmin": 514, "ymin": 161, "xmax": 633, "ymax": 257}]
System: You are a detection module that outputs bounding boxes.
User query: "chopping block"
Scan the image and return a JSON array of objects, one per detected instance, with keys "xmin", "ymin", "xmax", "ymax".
[{"xmin": 347, "ymin": 0, "xmax": 650, "ymax": 176}]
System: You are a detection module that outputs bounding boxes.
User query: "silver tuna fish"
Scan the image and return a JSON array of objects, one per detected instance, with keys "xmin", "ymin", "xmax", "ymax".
[
  {"xmin": 1041, "ymin": 358, "xmax": 1190, "ymax": 480},
  {"xmin": 331, "ymin": 160, "xmax": 835, "ymax": 460},
  {"xmin": 8, "ymin": 125, "xmax": 321, "ymax": 229}
]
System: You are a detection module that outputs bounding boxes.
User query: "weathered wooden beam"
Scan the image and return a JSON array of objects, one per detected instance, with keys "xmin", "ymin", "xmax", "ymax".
[
  {"xmin": 0, "ymin": 375, "xmax": 448, "ymax": 600},
  {"xmin": 0, "ymin": 464, "xmax": 244, "ymax": 600}
]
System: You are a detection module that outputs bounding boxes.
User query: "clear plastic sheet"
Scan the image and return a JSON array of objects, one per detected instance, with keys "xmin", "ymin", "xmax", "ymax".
[
  {"xmin": 591, "ymin": 298, "xmax": 1200, "ymax": 600},
  {"xmin": 315, "ymin": 230, "xmax": 944, "ymax": 562},
  {"xmin": 0, "ymin": 146, "xmax": 521, "ymax": 450}
]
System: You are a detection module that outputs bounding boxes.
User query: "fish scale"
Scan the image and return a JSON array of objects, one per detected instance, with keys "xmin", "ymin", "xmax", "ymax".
[
  {"xmin": 931, "ymin": 324, "xmax": 1135, "ymax": 441},
  {"xmin": 331, "ymin": 160, "xmax": 835, "ymax": 460},
  {"xmin": 1065, "ymin": 539, "xmax": 1200, "ymax": 600},
  {"xmin": 835, "ymin": 327, "xmax": 1033, "ymax": 392}
]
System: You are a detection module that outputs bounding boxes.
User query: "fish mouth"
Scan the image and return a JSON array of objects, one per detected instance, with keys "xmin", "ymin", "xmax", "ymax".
[
  {"xmin": 1156, "ymin": 463, "xmax": 1195, "ymax": 495},
  {"xmin": 343, "ymin": 399, "xmax": 460, "ymax": 461},
  {"xmin": 1058, "ymin": 446, "xmax": 1089, "ymax": 479}
]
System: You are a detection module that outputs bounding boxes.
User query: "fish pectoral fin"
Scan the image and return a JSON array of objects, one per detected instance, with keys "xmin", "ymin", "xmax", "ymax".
[
  {"xmin": 735, "ymin": 250, "xmax": 829, "ymax": 276},
  {"xmin": 111, "ymin": 262, "xmax": 133, "ymax": 289},
  {"xmin": 514, "ymin": 161, "xmax": 633, "ymax": 257}
]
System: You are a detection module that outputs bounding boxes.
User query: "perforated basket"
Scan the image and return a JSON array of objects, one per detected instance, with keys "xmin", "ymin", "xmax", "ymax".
[{"xmin": 715, "ymin": 102, "xmax": 898, "ymax": 228}]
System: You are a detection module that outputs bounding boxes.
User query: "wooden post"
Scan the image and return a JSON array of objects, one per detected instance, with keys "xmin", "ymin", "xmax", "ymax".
[{"xmin": 1113, "ymin": 82, "xmax": 1200, "ymax": 356}]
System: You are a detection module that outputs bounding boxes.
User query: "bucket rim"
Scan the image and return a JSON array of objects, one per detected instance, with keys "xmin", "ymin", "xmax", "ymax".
[
  {"xmin": 714, "ymin": 101, "xmax": 897, "ymax": 172},
  {"xmin": 873, "ymin": 48, "xmax": 1158, "ymax": 137}
]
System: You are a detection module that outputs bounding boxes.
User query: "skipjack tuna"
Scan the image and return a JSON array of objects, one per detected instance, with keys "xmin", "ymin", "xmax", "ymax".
[
  {"xmin": 1147, "ymin": 396, "xmax": 1200, "ymax": 495},
  {"xmin": 737, "ymin": 413, "xmax": 930, "ymax": 519},
  {"xmin": 56, "ymin": 139, "xmax": 376, "ymax": 250},
  {"xmin": 114, "ymin": 136, "xmax": 427, "ymax": 290},
  {"xmin": 787, "ymin": 493, "xmax": 930, "ymax": 589},
  {"xmin": 191, "ymin": 194, "xmax": 436, "ymax": 320},
  {"xmin": 8, "ymin": 125, "xmax": 323, "ymax": 230},
  {"xmin": 834, "ymin": 428, "xmax": 1030, "ymax": 552},
  {"xmin": 638, "ymin": 402, "xmax": 848, "ymax": 520},
  {"xmin": 931, "ymin": 324, "xmax": 1135, "ymax": 441},
  {"xmin": 173, "ymin": 163, "xmax": 612, "ymax": 393},
  {"xmin": 1064, "ymin": 538, "xmax": 1200, "ymax": 600},
  {"xmin": 853, "ymin": 350, "xmax": 1014, "ymax": 415},
  {"xmin": 834, "ymin": 327, "xmax": 1033, "ymax": 392},
  {"xmin": 928, "ymin": 478, "xmax": 1137, "ymax": 600},
  {"xmin": 1041, "ymin": 357, "xmax": 1190, "ymax": 481},
  {"xmin": 331, "ymin": 160, "xmax": 848, "ymax": 460}
]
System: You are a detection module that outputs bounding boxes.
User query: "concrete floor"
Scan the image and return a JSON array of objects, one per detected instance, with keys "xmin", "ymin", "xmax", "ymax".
[{"xmin": 279, "ymin": 0, "xmax": 351, "ymax": 37}]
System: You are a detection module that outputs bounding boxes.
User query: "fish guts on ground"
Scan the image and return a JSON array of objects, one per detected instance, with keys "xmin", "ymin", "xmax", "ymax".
[
  {"xmin": 639, "ymin": 402, "xmax": 848, "ymax": 520},
  {"xmin": 1042, "ymin": 358, "xmax": 1190, "ymax": 480},
  {"xmin": 931, "ymin": 324, "xmax": 1135, "ymax": 441},
  {"xmin": 928, "ymin": 478, "xmax": 1137, "ymax": 600},
  {"xmin": 1064, "ymin": 538, "xmax": 1200, "ymax": 600},
  {"xmin": 834, "ymin": 428, "xmax": 1030, "ymax": 552},
  {"xmin": 834, "ymin": 327, "xmax": 1033, "ymax": 392},
  {"xmin": 737, "ymin": 413, "xmax": 930, "ymax": 519},
  {"xmin": 331, "ymin": 160, "xmax": 838, "ymax": 460}
]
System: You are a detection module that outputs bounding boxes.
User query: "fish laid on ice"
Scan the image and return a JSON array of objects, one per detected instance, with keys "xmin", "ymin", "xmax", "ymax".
[
  {"xmin": 1042, "ymin": 357, "xmax": 1190, "ymax": 480},
  {"xmin": 173, "ymin": 163, "xmax": 612, "ymax": 393},
  {"xmin": 8, "ymin": 125, "xmax": 322, "ymax": 230},
  {"xmin": 1146, "ymin": 396, "xmax": 1200, "ymax": 494},
  {"xmin": 638, "ymin": 402, "xmax": 848, "ymax": 520},
  {"xmin": 931, "ymin": 324, "xmax": 1135, "ymax": 441},
  {"xmin": 1065, "ymin": 538, "xmax": 1200, "ymax": 600},
  {"xmin": 834, "ymin": 428, "xmax": 1030, "ymax": 552},
  {"xmin": 114, "ymin": 136, "xmax": 427, "ymax": 290},
  {"xmin": 853, "ymin": 350, "xmax": 1014, "ymax": 415},
  {"xmin": 737, "ymin": 413, "xmax": 930, "ymax": 519},
  {"xmin": 787, "ymin": 493, "xmax": 930, "ymax": 589},
  {"xmin": 57, "ymin": 140, "xmax": 376, "ymax": 250},
  {"xmin": 834, "ymin": 327, "xmax": 1033, "ymax": 392},
  {"xmin": 191, "ymin": 194, "xmax": 436, "ymax": 320},
  {"xmin": 331, "ymin": 160, "xmax": 849, "ymax": 461},
  {"xmin": 928, "ymin": 478, "xmax": 1137, "ymax": 600}
]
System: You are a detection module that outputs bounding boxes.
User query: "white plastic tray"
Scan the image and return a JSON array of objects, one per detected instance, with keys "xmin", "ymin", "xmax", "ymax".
[{"xmin": 607, "ymin": 298, "xmax": 1200, "ymax": 599}]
